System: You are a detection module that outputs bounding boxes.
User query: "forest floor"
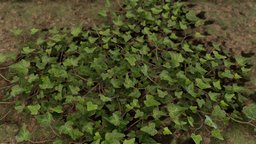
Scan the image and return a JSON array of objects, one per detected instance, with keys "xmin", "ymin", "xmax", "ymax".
[{"xmin": 0, "ymin": 0, "xmax": 256, "ymax": 143}]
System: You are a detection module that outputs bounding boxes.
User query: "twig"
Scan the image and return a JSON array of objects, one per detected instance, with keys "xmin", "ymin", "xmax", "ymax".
[
  {"xmin": 74, "ymin": 74, "xmax": 87, "ymax": 81},
  {"xmin": 28, "ymin": 139, "xmax": 53, "ymax": 144},
  {"xmin": 0, "ymin": 84, "xmax": 14, "ymax": 90},
  {"xmin": 0, "ymin": 101, "xmax": 15, "ymax": 104},
  {"xmin": 115, "ymin": 0, "xmax": 123, "ymax": 9},
  {"xmin": 229, "ymin": 116, "xmax": 256, "ymax": 128},
  {"xmin": 125, "ymin": 119, "xmax": 141, "ymax": 132},
  {"xmin": 0, "ymin": 67, "xmax": 8, "ymax": 70},
  {"xmin": 0, "ymin": 73, "xmax": 11, "ymax": 83},
  {"xmin": 50, "ymin": 125, "xmax": 61, "ymax": 137},
  {"xmin": 0, "ymin": 109, "xmax": 11, "ymax": 121},
  {"xmin": 84, "ymin": 83, "xmax": 100, "ymax": 96}
]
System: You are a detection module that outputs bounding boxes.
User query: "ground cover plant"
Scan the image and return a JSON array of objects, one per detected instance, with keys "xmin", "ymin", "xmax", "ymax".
[{"xmin": 0, "ymin": 0, "xmax": 255, "ymax": 143}]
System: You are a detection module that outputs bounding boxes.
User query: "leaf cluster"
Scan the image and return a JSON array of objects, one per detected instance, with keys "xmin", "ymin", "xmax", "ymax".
[{"xmin": 3, "ymin": 0, "xmax": 254, "ymax": 143}]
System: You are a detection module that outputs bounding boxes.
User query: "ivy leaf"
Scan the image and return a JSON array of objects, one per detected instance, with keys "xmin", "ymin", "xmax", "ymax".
[
  {"xmin": 27, "ymin": 104, "xmax": 41, "ymax": 115},
  {"xmin": 224, "ymin": 93, "xmax": 235, "ymax": 102},
  {"xmin": 31, "ymin": 28, "xmax": 39, "ymax": 35},
  {"xmin": 9, "ymin": 60, "xmax": 30, "ymax": 76},
  {"xmin": 220, "ymin": 70, "xmax": 233, "ymax": 79},
  {"xmin": 163, "ymin": 127, "xmax": 172, "ymax": 135},
  {"xmin": 100, "ymin": 94, "xmax": 111, "ymax": 102},
  {"xmin": 22, "ymin": 47, "xmax": 35, "ymax": 54},
  {"xmin": 11, "ymin": 28, "xmax": 23, "ymax": 36},
  {"xmin": 124, "ymin": 74, "xmax": 136, "ymax": 88},
  {"xmin": 167, "ymin": 104, "xmax": 186, "ymax": 121},
  {"xmin": 107, "ymin": 112, "xmax": 121, "ymax": 126},
  {"xmin": 91, "ymin": 56, "xmax": 107, "ymax": 72},
  {"xmin": 141, "ymin": 123, "xmax": 158, "ymax": 136},
  {"xmin": 186, "ymin": 83, "xmax": 197, "ymax": 97},
  {"xmin": 211, "ymin": 129, "xmax": 224, "ymax": 140},
  {"xmin": 196, "ymin": 78, "xmax": 211, "ymax": 89},
  {"xmin": 125, "ymin": 54, "xmax": 137, "ymax": 66},
  {"xmin": 36, "ymin": 112, "xmax": 53, "ymax": 126},
  {"xmin": 213, "ymin": 80, "xmax": 222, "ymax": 90},
  {"xmin": 188, "ymin": 116, "xmax": 194, "ymax": 127},
  {"xmin": 88, "ymin": 36, "xmax": 98, "ymax": 44},
  {"xmin": 110, "ymin": 78, "xmax": 122, "ymax": 88},
  {"xmin": 122, "ymin": 32, "xmax": 132, "ymax": 42},
  {"xmin": 186, "ymin": 11, "xmax": 198, "ymax": 22},
  {"xmin": 169, "ymin": 52, "xmax": 184, "ymax": 67},
  {"xmin": 212, "ymin": 105, "xmax": 226, "ymax": 120},
  {"xmin": 191, "ymin": 133, "xmax": 202, "ymax": 144},
  {"xmin": 86, "ymin": 101, "xmax": 98, "ymax": 111},
  {"xmin": 104, "ymin": 130, "xmax": 125, "ymax": 143},
  {"xmin": 10, "ymin": 85, "xmax": 25, "ymax": 97},
  {"xmin": 0, "ymin": 52, "xmax": 16, "ymax": 64},
  {"xmin": 196, "ymin": 99, "xmax": 205, "ymax": 108},
  {"xmin": 126, "ymin": 11, "xmax": 135, "ymax": 18},
  {"xmin": 208, "ymin": 92, "xmax": 220, "ymax": 102},
  {"xmin": 144, "ymin": 95, "xmax": 160, "ymax": 107},
  {"xmin": 63, "ymin": 58, "xmax": 79, "ymax": 67},
  {"xmin": 141, "ymin": 64, "xmax": 149, "ymax": 76},
  {"xmin": 235, "ymin": 55, "xmax": 247, "ymax": 66},
  {"xmin": 39, "ymin": 76, "xmax": 54, "ymax": 89},
  {"xmin": 98, "ymin": 9, "xmax": 107, "ymax": 17},
  {"xmin": 157, "ymin": 89, "xmax": 168, "ymax": 98},
  {"xmin": 182, "ymin": 43, "xmax": 193, "ymax": 52},
  {"xmin": 134, "ymin": 110, "xmax": 144, "ymax": 118},
  {"xmin": 113, "ymin": 15, "xmax": 124, "ymax": 26},
  {"xmin": 48, "ymin": 66, "xmax": 68, "ymax": 78},
  {"xmin": 82, "ymin": 122, "xmax": 94, "ymax": 135},
  {"xmin": 213, "ymin": 51, "xmax": 226, "ymax": 59},
  {"xmin": 15, "ymin": 124, "xmax": 31, "ymax": 142},
  {"xmin": 179, "ymin": 22, "xmax": 187, "ymax": 30},
  {"xmin": 50, "ymin": 105, "xmax": 63, "ymax": 113},
  {"xmin": 59, "ymin": 121, "xmax": 83, "ymax": 140},
  {"xmin": 204, "ymin": 115, "xmax": 217, "ymax": 129},
  {"xmin": 69, "ymin": 85, "xmax": 80, "ymax": 95},
  {"xmin": 123, "ymin": 138, "xmax": 135, "ymax": 144},
  {"xmin": 160, "ymin": 70, "xmax": 174, "ymax": 83},
  {"xmin": 242, "ymin": 104, "xmax": 256, "ymax": 120},
  {"xmin": 28, "ymin": 74, "xmax": 39, "ymax": 83},
  {"xmin": 151, "ymin": 7, "xmax": 162, "ymax": 14},
  {"xmin": 71, "ymin": 27, "xmax": 82, "ymax": 37}
]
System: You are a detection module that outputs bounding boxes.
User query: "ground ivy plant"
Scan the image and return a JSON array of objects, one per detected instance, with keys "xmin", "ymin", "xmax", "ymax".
[{"xmin": 0, "ymin": 0, "xmax": 254, "ymax": 143}]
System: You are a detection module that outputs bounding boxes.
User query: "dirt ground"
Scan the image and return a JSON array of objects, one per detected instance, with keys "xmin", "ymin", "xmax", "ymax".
[{"xmin": 0, "ymin": 0, "xmax": 256, "ymax": 143}]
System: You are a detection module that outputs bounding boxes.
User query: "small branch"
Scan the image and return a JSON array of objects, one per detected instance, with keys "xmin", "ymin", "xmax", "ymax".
[
  {"xmin": 74, "ymin": 74, "xmax": 87, "ymax": 81},
  {"xmin": 229, "ymin": 116, "xmax": 256, "ymax": 128},
  {"xmin": 0, "ymin": 67, "xmax": 8, "ymax": 70},
  {"xmin": 125, "ymin": 119, "xmax": 141, "ymax": 132},
  {"xmin": 28, "ymin": 139, "xmax": 53, "ymax": 144},
  {"xmin": 50, "ymin": 125, "xmax": 61, "ymax": 137},
  {"xmin": 0, "ymin": 84, "xmax": 13, "ymax": 90},
  {"xmin": 84, "ymin": 83, "xmax": 101, "ymax": 96},
  {"xmin": 0, "ymin": 109, "xmax": 11, "ymax": 121},
  {"xmin": 0, "ymin": 101, "xmax": 15, "ymax": 104},
  {"xmin": 0, "ymin": 73, "xmax": 11, "ymax": 83}
]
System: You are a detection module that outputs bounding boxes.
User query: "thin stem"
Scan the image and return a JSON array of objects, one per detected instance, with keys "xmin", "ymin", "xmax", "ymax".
[
  {"xmin": 0, "ymin": 73, "xmax": 11, "ymax": 83},
  {"xmin": 0, "ymin": 109, "xmax": 11, "ymax": 121},
  {"xmin": 74, "ymin": 74, "xmax": 87, "ymax": 81},
  {"xmin": 50, "ymin": 125, "xmax": 61, "ymax": 137},
  {"xmin": 28, "ymin": 139, "xmax": 53, "ymax": 144},
  {"xmin": 0, "ymin": 101, "xmax": 15, "ymax": 104},
  {"xmin": 229, "ymin": 116, "xmax": 256, "ymax": 128},
  {"xmin": 0, "ymin": 67, "xmax": 8, "ymax": 70}
]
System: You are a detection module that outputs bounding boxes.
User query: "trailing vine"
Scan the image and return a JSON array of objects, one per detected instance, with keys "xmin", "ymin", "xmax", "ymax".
[{"xmin": 0, "ymin": 0, "xmax": 255, "ymax": 143}]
